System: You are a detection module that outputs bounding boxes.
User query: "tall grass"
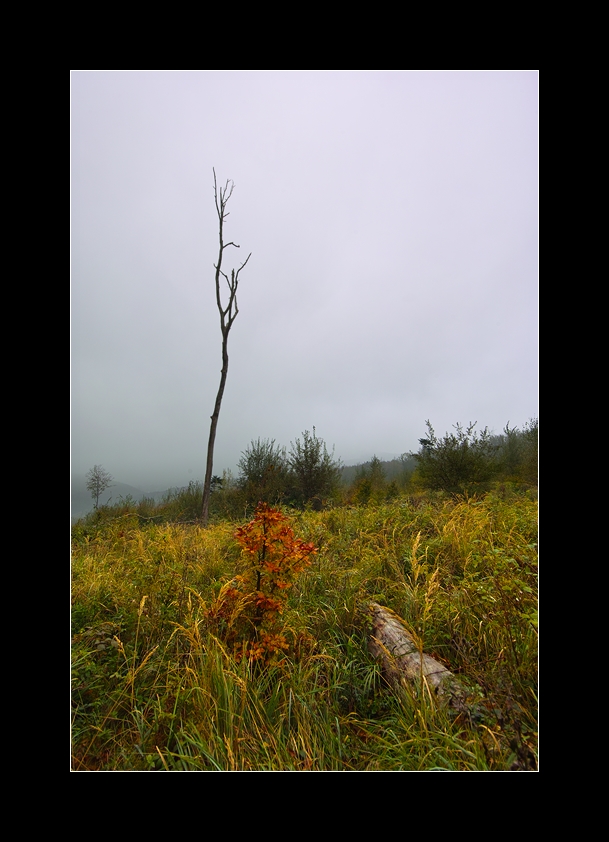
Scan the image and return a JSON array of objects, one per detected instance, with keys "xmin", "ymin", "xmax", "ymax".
[{"xmin": 71, "ymin": 492, "xmax": 537, "ymax": 770}]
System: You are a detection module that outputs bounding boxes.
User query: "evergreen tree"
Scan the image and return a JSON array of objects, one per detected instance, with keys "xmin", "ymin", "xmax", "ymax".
[
  {"xmin": 353, "ymin": 455, "xmax": 386, "ymax": 504},
  {"xmin": 288, "ymin": 428, "xmax": 342, "ymax": 508},
  {"xmin": 413, "ymin": 421, "xmax": 498, "ymax": 494},
  {"xmin": 237, "ymin": 439, "xmax": 289, "ymax": 506}
]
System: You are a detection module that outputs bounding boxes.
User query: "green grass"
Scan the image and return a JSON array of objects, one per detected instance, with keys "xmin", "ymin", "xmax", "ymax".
[{"xmin": 71, "ymin": 492, "xmax": 537, "ymax": 771}]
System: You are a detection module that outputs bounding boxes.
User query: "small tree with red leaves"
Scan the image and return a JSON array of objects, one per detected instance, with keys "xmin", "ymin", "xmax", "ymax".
[{"xmin": 206, "ymin": 504, "xmax": 316, "ymax": 664}]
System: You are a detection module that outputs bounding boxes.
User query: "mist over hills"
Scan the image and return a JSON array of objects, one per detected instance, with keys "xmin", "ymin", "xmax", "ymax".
[
  {"xmin": 71, "ymin": 478, "xmax": 168, "ymax": 521},
  {"xmin": 71, "ymin": 453, "xmax": 415, "ymax": 521}
]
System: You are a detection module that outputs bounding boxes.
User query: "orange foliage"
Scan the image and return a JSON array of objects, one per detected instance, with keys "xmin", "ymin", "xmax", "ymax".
[
  {"xmin": 207, "ymin": 504, "xmax": 316, "ymax": 665},
  {"xmin": 234, "ymin": 503, "xmax": 316, "ymax": 597}
]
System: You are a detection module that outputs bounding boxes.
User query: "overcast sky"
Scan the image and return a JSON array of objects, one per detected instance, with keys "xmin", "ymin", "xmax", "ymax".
[{"xmin": 71, "ymin": 71, "xmax": 538, "ymax": 492}]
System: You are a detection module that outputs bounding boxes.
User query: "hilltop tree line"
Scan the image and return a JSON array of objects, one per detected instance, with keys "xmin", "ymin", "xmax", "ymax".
[
  {"xmin": 412, "ymin": 418, "xmax": 538, "ymax": 495},
  {"xmin": 210, "ymin": 418, "xmax": 537, "ymax": 517},
  {"xmin": 228, "ymin": 419, "xmax": 537, "ymax": 511},
  {"xmin": 83, "ymin": 419, "xmax": 537, "ymax": 522}
]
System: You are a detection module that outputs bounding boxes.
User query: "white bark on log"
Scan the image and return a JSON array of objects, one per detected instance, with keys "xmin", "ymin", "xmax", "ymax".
[{"xmin": 367, "ymin": 602, "xmax": 468, "ymax": 713}]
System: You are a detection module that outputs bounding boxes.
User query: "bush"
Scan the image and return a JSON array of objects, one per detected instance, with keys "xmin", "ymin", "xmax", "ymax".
[
  {"xmin": 237, "ymin": 439, "xmax": 290, "ymax": 508},
  {"xmin": 412, "ymin": 421, "xmax": 498, "ymax": 494},
  {"xmin": 351, "ymin": 456, "xmax": 387, "ymax": 504},
  {"xmin": 495, "ymin": 418, "xmax": 538, "ymax": 487},
  {"xmin": 288, "ymin": 428, "xmax": 342, "ymax": 508}
]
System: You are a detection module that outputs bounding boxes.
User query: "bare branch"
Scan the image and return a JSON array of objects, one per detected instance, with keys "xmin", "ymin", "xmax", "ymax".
[{"xmin": 237, "ymin": 252, "xmax": 252, "ymax": 273}]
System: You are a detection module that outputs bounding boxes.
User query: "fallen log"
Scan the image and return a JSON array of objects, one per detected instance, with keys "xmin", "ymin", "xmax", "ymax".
[{"xmin": 367, "ymin": 602, "xmax": 468, "ymax": 714}]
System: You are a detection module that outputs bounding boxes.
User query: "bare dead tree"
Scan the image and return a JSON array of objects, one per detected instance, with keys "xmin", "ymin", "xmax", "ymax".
[
  {"xmin": 201, "ymin": 169, "xmax": 251, "ymax": 525},
  {"xmin": 86, "ymin": 464, "xmax": 114, "ymax": 510}
]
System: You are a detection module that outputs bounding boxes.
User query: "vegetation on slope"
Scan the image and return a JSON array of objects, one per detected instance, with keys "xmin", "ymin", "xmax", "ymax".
[{"xmin": 71, "ymin": 490, "xmax": 537, "ymax": 771}]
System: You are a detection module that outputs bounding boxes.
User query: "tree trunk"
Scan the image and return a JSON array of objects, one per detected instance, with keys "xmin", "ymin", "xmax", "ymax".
[
  {"xmin": 201, "ymin": 340, "xmax": 228, "ymax": 526},
  {"xmin": 367, "ymin": 602, "xmax": 468, "ymax": 713}
]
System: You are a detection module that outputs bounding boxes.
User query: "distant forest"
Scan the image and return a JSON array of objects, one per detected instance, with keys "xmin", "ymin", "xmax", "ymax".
[{"xmin": 77, "ymin": 419, "xmax": 537, "ymax": 524}]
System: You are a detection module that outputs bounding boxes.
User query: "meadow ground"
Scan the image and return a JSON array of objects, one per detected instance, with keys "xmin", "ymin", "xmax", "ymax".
[{"xmin": 71, "ymin": 491, "xmax": 537, "ymax": 771}]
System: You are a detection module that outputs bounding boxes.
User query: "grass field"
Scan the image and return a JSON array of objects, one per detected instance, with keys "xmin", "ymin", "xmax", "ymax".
[{"xmin": 71, "ymin": 491, "xmax": 537, "ymax": 771}]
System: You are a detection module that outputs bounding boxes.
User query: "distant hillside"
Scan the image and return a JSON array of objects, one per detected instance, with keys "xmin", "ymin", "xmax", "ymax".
[
  {"xmin": 71, "ymin": 455, "xmax": 419, "ymax": 521},
  {"xmin": 340, "ymin": 455, "xmax": 417, "ymax": 486},
  {"xmin": 71, "ymin": 479, "xmax": 163, "ymax": 521}
]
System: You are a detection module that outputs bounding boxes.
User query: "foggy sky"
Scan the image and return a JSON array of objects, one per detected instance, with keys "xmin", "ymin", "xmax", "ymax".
[{"xmin": 71, "ymin": 71, "xmax": 538, "ymax": 492}]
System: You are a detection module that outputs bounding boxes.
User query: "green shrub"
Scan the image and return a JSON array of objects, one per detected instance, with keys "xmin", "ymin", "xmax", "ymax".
[{"xmin": 412, "ymin": 421, "xmax": 499, "ymax": 494}]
